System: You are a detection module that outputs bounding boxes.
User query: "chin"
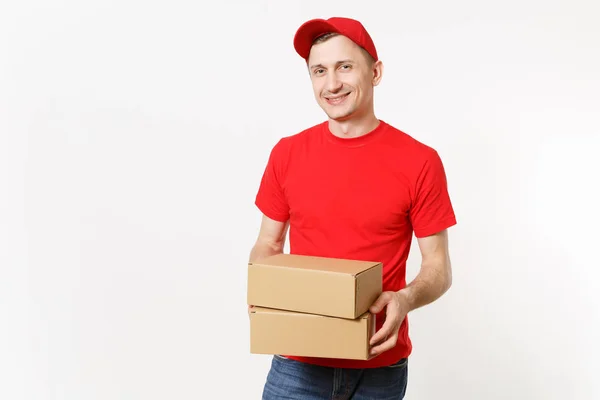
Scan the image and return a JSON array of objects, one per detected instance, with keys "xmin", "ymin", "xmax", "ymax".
[
  {"xmin": 318, "ymin": 103, "xmax": 346, "ymax": 118},
  {"xmin": 324, "ymin": 107, "xmax": 355, "ymax": 121},
  {"xmin": 328, "ymin": 113, "xmax": 351, "ymax": 121}
]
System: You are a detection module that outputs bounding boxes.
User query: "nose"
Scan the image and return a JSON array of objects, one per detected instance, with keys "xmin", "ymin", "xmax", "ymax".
[{"xmin": 325, "ymin": 71, "xmax": 343, "ymax": 93}]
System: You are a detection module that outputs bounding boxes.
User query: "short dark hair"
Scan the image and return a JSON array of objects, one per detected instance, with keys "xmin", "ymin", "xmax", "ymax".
[
  {"xmin": 312, "ymin": 32, "xmax": 340, "ymax": 45},
  {"xmin": 311, "ymin": 32, "xmax": 375, "ymax": 65}
]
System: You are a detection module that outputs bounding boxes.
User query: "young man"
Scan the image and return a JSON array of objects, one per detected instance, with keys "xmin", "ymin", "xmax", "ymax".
[{"xmin": 249, "ymin": 17, "xmax": 457, "ymax": 399}]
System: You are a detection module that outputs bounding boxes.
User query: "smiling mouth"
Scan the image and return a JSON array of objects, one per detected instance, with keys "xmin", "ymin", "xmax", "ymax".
[{"xmin": 324, "ymin": 92, "xmax": 350, "ymax": 105}]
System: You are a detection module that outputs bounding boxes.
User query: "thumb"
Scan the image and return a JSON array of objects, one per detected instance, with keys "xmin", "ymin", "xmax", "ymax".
[{"xmin": 369, "ymin": 292, "xmax": 391, "ymax": 314}]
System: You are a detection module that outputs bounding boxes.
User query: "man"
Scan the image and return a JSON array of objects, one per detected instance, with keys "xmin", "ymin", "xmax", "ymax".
[{"xmin": 249, "ymin": 17, "xmax": 457, "ymax": 399}]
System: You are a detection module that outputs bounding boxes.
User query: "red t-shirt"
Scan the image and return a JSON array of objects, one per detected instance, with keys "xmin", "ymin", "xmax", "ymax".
[{"xmin": 254, "ymin": 119, "xmax": 457, "ymax": 369}]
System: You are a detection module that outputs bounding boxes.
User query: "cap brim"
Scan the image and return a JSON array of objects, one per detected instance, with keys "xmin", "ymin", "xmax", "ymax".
[{"xmin": 293, "ymin": 19, "xmax": 341, "ymax": 60}]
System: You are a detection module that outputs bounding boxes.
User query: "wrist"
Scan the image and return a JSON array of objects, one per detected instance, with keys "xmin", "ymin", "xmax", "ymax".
[{"xmin": 395, "ymin": 288, "xmax": 413, "ymax": 315}]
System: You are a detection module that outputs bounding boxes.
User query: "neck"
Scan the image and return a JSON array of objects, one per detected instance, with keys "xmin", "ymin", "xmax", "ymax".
[{"xmin": 327, "ymin": 110, "xmax": 380, "ymax": 139}]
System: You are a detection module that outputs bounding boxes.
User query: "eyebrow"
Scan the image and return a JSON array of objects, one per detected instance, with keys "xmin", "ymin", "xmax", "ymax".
[{"xmin": 309, "ymin": 59, "xmax": 356, "ymax": 70}]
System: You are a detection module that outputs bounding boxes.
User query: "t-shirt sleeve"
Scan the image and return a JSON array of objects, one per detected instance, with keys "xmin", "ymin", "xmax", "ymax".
[
  {"xmin": 254, "ymin": 139, "xmax": 290, "ymax": 222},
  {"xmin": 409, "ymin": 150, "xmax": 457, "ymax": 238}
]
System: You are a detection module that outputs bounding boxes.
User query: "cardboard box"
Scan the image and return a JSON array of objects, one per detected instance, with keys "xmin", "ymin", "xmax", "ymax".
[
  {"xmin": 249, "ymin": 306, "xmax": 376, "ymax": 360},
  {"xmin": 247, "ymin": 254, "xmax": 382, "ymax": 319}
]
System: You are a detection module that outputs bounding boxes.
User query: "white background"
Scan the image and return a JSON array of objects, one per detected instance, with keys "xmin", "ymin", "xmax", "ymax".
[{"xmin": 2, "ymin": 0, "xmax": 599, "ymax": 399}]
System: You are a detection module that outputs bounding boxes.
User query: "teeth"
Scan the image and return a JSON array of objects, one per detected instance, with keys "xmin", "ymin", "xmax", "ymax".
[{"xmin": 327, "ymin": 93, "xmax": 348, "ymax": 101}]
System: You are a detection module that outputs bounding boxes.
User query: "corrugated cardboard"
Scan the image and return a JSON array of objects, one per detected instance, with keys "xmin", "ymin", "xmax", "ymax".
[
  {"xmin": 247, "ymin": 254, "xmax": 382, "ymax": 319},
  {"xmin": 249, "ymin": 306, "xmax": 376, "ymax": 360}
]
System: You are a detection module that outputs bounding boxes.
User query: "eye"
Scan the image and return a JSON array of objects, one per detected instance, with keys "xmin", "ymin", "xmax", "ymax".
[
  {"xmin": 313, "ymin": 68, "xmax": 325, "ymax": 75},
  {"xmin": 340, "ymin": 64, "xmax": 351, "ymax": 70}
]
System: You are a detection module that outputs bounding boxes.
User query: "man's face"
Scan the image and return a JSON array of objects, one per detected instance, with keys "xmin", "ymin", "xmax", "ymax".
[{"xmin": 307, "ymin": 35, "xmax": 382, "ymax": 121}]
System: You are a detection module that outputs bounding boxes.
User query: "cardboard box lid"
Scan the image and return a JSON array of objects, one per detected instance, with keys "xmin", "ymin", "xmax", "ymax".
[
  {"xmin": 248, "ymin": 254, "xmax": 382, "ymax": 319},
  {"xmin": 249, "ymin": 306, "xmax": 372, "ymax": 319},
  {"xmin": 249, "ymin": 253, "xmax": 381, "ymax": 275}
]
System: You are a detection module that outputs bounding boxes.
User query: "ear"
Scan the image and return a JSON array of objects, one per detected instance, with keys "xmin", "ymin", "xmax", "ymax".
[{"xmin": 372, "ymin": 60, "xmax": 384, "ymax": 86}]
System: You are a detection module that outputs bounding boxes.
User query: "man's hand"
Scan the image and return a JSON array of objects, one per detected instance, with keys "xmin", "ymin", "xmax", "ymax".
[
  {"xmin": 368, "ymin": 291, "xmax": 410, "ymax": 357},
  {"xmin": 368, "ymin": 230, "xmax": 453, "ymax": 357}
]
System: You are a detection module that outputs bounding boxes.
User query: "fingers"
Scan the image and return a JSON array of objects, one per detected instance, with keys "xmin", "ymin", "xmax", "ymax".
[
  {"xmin": 370, "ymin": 332, "xmax": 398, "ymax": 357},
  {"xmin": 369, "ymin": 292, "xmax": 401, "ymax": 356},
  {"xmin": 369, "ymin": 292, "xmax": 393, "ymax": 314},
  {"xmin": 369, "ymin": 293, "xmax": 399, "ymax": 345},
  {"xmin": 369, "ymin": 316, "xmax": 396, "ymax": 346}
]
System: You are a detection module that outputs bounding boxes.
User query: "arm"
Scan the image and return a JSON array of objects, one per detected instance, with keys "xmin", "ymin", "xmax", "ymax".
[
  {"xmin": 398, "ymin": 229, "xmax": 452, "ymax": 312},
  {"xmin": 247, "ymin": 215, "xmax": 289, "ymax": 311},
  {"xmin": 369, "ymin": 229, "xmax": 453, "ymax": 356},
  {"xmin": 249, "ymin": 214, "xmax": 289, "ymax": 263}
]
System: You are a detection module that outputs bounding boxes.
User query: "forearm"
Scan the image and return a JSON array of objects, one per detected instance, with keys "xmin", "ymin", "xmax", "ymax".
[
  {"xmin": 397, "ymin": 258, "xmax": 452, "ymax": 313},
  {"xmin": 249, "ymin": 239, "xmax": 284, "ymax": 263},
  {"xmin": 248, "ymin": 241, "xmax": 284, "ymax": 310}
]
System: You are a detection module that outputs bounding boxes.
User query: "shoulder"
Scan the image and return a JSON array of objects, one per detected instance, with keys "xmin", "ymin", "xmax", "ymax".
[
  {"xmin": 382, "ymin": 121, "xmax": 442, "ymax": 163},
  {"xmin": 269, "ymin": 121, "xmax": 325, "ymax": 154}
]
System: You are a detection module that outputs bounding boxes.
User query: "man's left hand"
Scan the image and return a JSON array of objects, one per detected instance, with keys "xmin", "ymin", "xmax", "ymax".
[{"xmin": 368, "ymin": 291, "xmax": 410, "ymax": 357}]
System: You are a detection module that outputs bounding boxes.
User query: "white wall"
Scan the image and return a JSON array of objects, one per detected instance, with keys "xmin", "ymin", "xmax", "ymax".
[{"xmin": 2, "ymin": 0, "xmax": 599, "ymax": 399}]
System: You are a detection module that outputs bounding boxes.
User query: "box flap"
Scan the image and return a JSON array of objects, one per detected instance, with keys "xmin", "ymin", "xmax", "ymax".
[
  {"xmin": 250, "ymin": 306, "xmax": 372, "ymax": 320},
  {"xmin": 250, "ymin": 254, "xmax": 381, "ymax": 276}
]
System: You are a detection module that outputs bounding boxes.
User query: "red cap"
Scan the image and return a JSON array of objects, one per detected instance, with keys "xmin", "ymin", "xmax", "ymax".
[{"xmin": 293, "ymin": 17, "xmax": 378, "ymax": 62}]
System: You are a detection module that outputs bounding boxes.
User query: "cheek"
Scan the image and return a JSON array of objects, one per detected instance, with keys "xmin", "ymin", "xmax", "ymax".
[
  {"xmin": 345, "ymin": 76, "xmax": 362, "ymax": 92},
  {"xmin": 311, "ymin": 82, "xmax": 323, "ymax": 97},
  {"xmin": 355, "ymin": 80, "xmax": 371, "ymax": 97}
]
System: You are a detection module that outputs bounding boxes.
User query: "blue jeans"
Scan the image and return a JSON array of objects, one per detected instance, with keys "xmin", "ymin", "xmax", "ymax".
[{"xmin": 262, "ymin": 355, "xmax": 408, "ymax": 400}]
